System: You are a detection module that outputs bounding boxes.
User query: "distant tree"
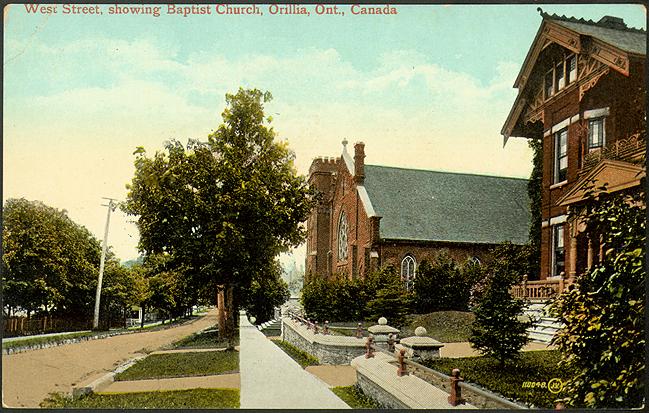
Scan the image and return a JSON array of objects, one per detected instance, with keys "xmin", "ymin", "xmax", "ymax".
[
  {"xmin": 469, "ymin": 242, "xmax": 531, "ymax": 365},
  {"xmin": 550, "ymin": 186, "xmax": 644, "ymax": 408},
  {"xmin": 123, "ymin": 88, "xmax": 316, "ymax": 345},
  {"xmin": 242, "ymin": 260, "xmax": 289, "ymax": 324},
  {"xmin": 2, "ymin": 198, "xmax": 101, "ymax": 318},
  {"xmin": 102, "ymin": 260, "xmax": 150, "ymax": 328}
]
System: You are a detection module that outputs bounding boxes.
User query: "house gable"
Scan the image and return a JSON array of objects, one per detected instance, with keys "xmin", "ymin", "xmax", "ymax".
[{"xmin": 502, "ymin": 10, "xmax": 646, "ymax": 143}]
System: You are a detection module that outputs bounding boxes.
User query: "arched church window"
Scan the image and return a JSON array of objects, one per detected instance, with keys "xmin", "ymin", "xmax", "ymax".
[
  {"xmin": 338, "ymin": 212, "xmax": 348, "ymax": 261},
  {"xmin": 401, "ymin": 255, "xmax": 416, "ymax": 290}
]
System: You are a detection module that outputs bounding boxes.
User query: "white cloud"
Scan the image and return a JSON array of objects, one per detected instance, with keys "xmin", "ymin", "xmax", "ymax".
[{"xmin": 4, "ymin": 38, "xmax": 530, "ymax": 261}]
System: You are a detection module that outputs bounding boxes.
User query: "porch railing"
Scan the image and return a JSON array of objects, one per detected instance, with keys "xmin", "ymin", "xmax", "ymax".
[
  {"xmin": 510, "ymin": 273, "xmax": 574, "ymax": 302},
  {"xmin": 581, "ymin": 131, "xmax": 645, "ymax": 174}
]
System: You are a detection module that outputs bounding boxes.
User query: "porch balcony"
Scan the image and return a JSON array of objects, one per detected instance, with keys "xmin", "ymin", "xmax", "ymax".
[
  {"xmin": 510, "ymin": 273, "xmax": 574, "ymax": 302},
  {"xmin": 580, "ymin": 130, "xmax": 645, "ymax": 176}
]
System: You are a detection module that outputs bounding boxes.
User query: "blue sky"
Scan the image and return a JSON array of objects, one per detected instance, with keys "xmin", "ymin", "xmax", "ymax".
[{"xmin": 3, "ymin": 3, "xmax": 646, "ymax": 262}]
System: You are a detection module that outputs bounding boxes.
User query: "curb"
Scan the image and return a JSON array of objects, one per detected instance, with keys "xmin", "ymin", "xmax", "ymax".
[
  {"xmin": 3, "ymin": 317, "xmax": 200, "ymax": 355},
  {"xmin": 72, "ymin": 355, "xmax": 147, "ymax": 398}
]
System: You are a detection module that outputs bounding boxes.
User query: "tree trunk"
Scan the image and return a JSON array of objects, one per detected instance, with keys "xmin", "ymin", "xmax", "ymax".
[
  {"xmin": 217, "ymin": 285, "xmax": 226, "ymax": 338},
  {"xmin": 140, "ymin": 305, "xmax": 146, "ymax": 329},
  {"xmin": 225, "ymin": 285, "xmax": 236, "ymax": 350}
]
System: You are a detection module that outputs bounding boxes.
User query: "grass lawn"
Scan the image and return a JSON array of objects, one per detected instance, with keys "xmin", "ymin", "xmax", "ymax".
[
  {"xmin": 422, "ymin": 350, "xmax": 574, "ymax": 408},
  {"xmin": 401, "ymin": 311, "xmax": 475, "ymax": 342},
  {"xmin": 115, "ymin": 350, "xmax": 239, "ymax": 381},
  {"xmin": 270, "ymin": 339, "xmax": 319, "ymax": 368},
  {"xmin": 331, "ymin": 386, "xmax": 382, "ymax": 409},
  {"xmin": 2, "ymin": 331, "xmax": 98, "ymax": 350},
  {"xmin": 42, "ymin": 388, "xmax": 239, "ymax": 408},
  {"xmin": 172, "ymin": 329, "xmax": 239, "ymax": 349},
  {"xmin": 3, "ymin": 315, "xmax": 201, "ymax": 350}
]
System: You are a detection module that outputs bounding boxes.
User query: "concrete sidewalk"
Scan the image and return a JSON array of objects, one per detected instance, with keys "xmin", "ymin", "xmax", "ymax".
[{"xmin": 238, "ymin": 312, "xmax": 350, "ymax": 409}]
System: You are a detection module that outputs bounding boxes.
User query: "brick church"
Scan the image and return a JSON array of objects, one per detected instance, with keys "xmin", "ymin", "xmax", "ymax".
[
  {"xmin": 305, "ymin": 140, "xmax": 531, "ymax": 285},
  {"xmin": 501, "ymin": 10, "xmax": 645, "ymax": 282}
]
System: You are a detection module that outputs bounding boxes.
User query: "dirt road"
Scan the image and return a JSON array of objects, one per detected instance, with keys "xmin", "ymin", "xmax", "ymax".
[{"xmin": 2, "ymin": 309, "xmax": 217, "ymax": 408}]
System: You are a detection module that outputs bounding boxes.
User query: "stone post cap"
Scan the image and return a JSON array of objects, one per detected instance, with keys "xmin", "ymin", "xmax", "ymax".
[
  {"xmin": 400, "ymin": 335, "xmax": 444, "ymax": 349},
  {"xmin": 415, "ymin": 326, "xmax": 427, "ymax": 336},
  {"xmin": 368, "ymin": 323, "xmax": 399, "ymax": 335},
  {"xmin": 378, "ymin": 317, "xmax": 387, "ymax": 325}
]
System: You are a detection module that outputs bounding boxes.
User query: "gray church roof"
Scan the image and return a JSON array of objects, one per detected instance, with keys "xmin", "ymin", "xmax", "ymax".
[{"xmin": 363, "ymin": 165, "xmax": 530, "ymax": 245}]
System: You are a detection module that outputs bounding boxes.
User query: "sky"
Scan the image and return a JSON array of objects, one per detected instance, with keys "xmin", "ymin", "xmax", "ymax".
[{"xmin": 3, "ymin": 2, "xmax": 646, "ymax": 267}]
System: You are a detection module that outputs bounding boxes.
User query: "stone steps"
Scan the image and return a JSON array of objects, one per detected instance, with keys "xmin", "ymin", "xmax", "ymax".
[
  {"xmin": 258, "ymin": 318, "xmax": 282, "ymax": 336},
  {"xmin": 523, "ymin": 303, "xmax": 562, "ymax": 344}
]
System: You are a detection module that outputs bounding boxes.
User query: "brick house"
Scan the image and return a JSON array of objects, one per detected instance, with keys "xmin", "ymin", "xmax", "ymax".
[
  {"xmin": 305, "ymin": 140, "xmax": 530, "ymax": 285},
  {"xmin": 502, "ymin": 10, "xmax": 646, "ymax": 283}
]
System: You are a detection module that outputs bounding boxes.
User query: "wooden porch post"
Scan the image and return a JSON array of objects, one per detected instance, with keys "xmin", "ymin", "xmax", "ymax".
[
  {"xmin": 587, "ymin": 237, "xmax": 595, "ymax": 270},
  {"xmin": 569, "ymin": 233, "xmax": 578, "ymax": 279}
]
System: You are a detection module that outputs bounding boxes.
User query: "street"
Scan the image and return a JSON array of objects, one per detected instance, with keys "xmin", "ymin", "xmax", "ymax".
[{"xmin": 2, "ymin": 309, "xmax": 217, "ymax": 408}]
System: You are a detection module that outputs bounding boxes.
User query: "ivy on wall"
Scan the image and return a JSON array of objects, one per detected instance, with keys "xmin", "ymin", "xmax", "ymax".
[{"xmin": 527, "ymin": 138, "xmax": 543, "ymax": 278}]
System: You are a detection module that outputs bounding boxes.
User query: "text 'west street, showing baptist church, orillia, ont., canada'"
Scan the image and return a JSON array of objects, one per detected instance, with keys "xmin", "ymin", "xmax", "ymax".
[{"xmin": 23, "ymin": 4, "xmax": 399, "ymax": 18}]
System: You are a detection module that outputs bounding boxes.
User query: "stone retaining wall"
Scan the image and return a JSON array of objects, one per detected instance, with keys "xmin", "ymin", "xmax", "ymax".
[
  {"xmin": 405, "ymin": 359, "xmax": 528, "ymax": 409},
  {"xmin": 281, "ymin": 318, "xmax": 366, "ymax": 365}
]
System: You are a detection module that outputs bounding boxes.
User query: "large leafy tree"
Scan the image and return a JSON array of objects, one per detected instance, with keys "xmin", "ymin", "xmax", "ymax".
[
  {"xmin": 2, "ymin": 198, "xmax": 101, "ymax": 318},
  {"xmin": 550, "ymin": 186, "xmax": 645, "ymax": 408},
  {"xmin": 123, "ymin": 88, "xmax": 315, "ymax": 343}
]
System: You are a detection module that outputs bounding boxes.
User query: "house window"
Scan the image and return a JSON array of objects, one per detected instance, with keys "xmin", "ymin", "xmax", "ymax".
[
  {"xmin": 554, "ymin": 128, "xmax": 568, "ymax": 183},
  {"xmin": 566, "ymin": 54, "xmax": 577, "ymax": 84},
  {"xmin": 544, "ymin": 70, "xmax": 554, "ymax": 99},
  {"xmin": 545, "ymin": 53, "xmax": 577, "ymax": 99},
  {"xmin": 401, "ymin": 255, "xmax": 416, "ymax": 290},
  {"xmin": 552, "ymin": 225, "xmax": 565, "ymax": 277},
  {"xmin": 555, "ymin": 61, "xmax": 565, "ymax": 91},
  {"xmin": 588, "ymin": 118, "xmax": 605, "ymax": 150},
  {"xmin": 338, "ymin": 212, "xmax": 348, "ymax": 261}
]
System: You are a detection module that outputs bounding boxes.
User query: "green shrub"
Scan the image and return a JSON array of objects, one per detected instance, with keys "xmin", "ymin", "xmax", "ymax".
[
  {"xmin": 413, "ymin": 255, "xmax": 477, "ymax": 313},
  {"xmin": 301, "ymin": 274, "xmax": 365, "ymax": 321},
  {"xmin": 549, "ymin": 187, "xmax": 644, "ymax": 408},
  {"xmin": 331, "ymin": 385, "xmax": 382, "ymax": 408},
  {"xmin": 470, "ymin": 242, "xmax": 531, "ymax": 365},
  {"xmin": 364, "ymin": 272, "xmax": 413, "ymax": 326}
]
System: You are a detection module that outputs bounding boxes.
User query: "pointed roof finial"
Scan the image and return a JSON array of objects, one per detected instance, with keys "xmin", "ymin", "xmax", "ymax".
[{"xmin": 342, "ymin": 139, "xmax": 348, "ymax": 149}]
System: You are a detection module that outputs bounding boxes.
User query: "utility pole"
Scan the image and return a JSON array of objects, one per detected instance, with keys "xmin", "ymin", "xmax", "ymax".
[{"xmin": 93, "ymin": 197, "xmax": 118, "ymax": 330}]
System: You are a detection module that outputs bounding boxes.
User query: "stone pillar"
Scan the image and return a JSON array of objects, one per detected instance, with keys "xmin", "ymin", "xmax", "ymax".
[
  {"xmin": 368, "ymin": 317, "xmax": 400, "ymax": 350},
  {"xmin": 587, "ymin": 237, "xmax": 595, "ymax": 270},
  {"xmin": 395, "ymin": 327, "xmax": 444, "ymax": 362}
]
